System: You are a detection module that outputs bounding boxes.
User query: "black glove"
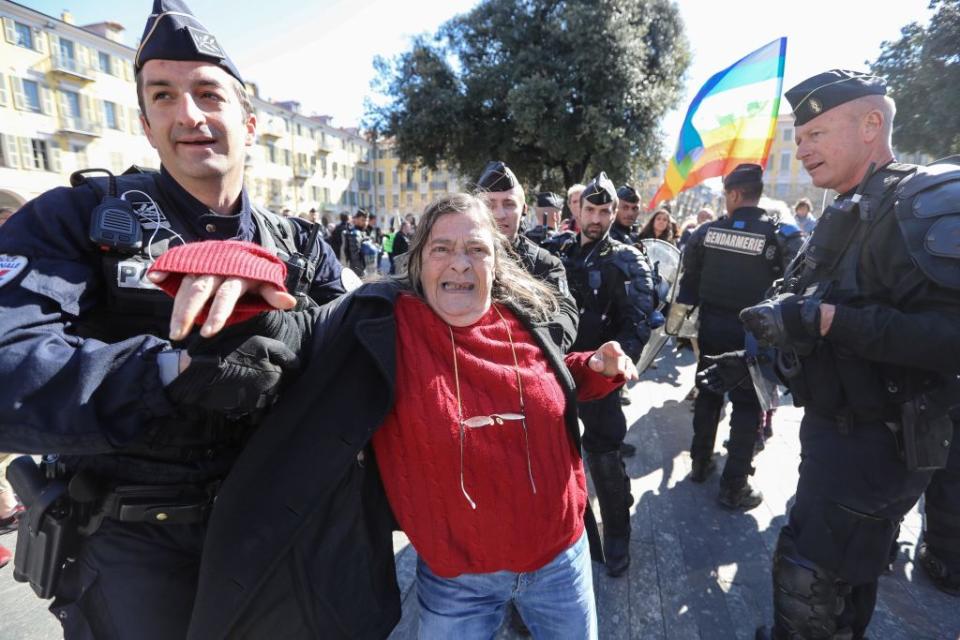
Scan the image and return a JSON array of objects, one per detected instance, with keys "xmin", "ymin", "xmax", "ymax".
[
  {"xmin": 696, "ymin": 351, "xmax": 749, "ymax": 394},
  {"xmin": 738, "ymin": 293, "xmax": 821, "ymax": 351},
  {"xmin": 166, "ymin": 310, "xmax": 312, "ymax": 418}
]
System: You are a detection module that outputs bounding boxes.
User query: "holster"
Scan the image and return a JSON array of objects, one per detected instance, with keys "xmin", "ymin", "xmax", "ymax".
[
  {"xmin": 6, "ymin": 456, "xmax": 77, "ymax": 599},
  {"xmin": 899, "ymin": 393, "xmax": 953, "ymax": 471}
]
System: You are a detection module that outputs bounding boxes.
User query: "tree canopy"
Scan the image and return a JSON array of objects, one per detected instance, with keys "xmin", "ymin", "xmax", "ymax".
[
  {"xmin": 367, "ymin": 0, "xmax": 690, "ymax": 190},
  {"xmin": 870, "ymin": 0, "xmax": 960, "ymax": 158}
]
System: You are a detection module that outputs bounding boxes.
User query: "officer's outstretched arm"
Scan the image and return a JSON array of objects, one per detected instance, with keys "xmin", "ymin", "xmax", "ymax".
[{"xmin": 0, "ymin": 188, "xmax": 177, "ymax": 454}]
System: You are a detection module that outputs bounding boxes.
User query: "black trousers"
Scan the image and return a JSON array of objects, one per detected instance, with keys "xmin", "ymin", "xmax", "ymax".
[
  {"xmin": 579, "ymin": 389, "xmax": 627, "ymax": 454},
  {"xmin": 690, "ymin": 308, "xmax": 760, "ymax": 482},
  {"xmin": 51, "ymin": 519, "xmax": 204, "ymax": 640},
  {"xmin": 778, "ymin": 411, "xmax": 933, "ymax": 634},
  {"xmin": 923, "ymin": 421, "xmax": 960, "ymax": 572}
]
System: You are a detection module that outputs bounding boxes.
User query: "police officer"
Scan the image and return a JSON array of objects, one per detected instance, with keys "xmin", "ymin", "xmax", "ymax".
[
  {"xmin": 736, "ymin": 70, "xmax": 960, "ymax": 639},
  {"xmin": 677, "ymin": 164, "xmax": 802, "ymax": 509},
  {"xmin": 610, "ymin": 184, "xmax": 642, "ymax": 244},
  {"xmin": 525, "ymin": 191, "xmax": 564, "ymax": 246},
  {"xmin": 918, "ymin": 410, "xmax": 960, "ymax": 596},
  {"xmin": 0, "ymin": 1, "xmax": 351, "ymax": 637},
  {"xmin": 560, "ymin": 171, "xmax": 657, "ymax": 577},
  {"xmin": 476, "ymin": 161, "xmax": 578, "ymax": 351}
]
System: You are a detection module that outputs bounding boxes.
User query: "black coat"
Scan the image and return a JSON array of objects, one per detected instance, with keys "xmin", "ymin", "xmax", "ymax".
[{"xmin": 187, "ymin": 281, "xmax": 602, "ymax": 639}]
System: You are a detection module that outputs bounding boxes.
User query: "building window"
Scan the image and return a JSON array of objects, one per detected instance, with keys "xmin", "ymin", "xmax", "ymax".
[
  {"xmin": 266, "ymin": 142, "xmax": 276, "ymax": 164},
  {"xmin": 782, "ymin": 128, "xmax": 793, "ymax": 142},
  {"xmin": 378, "ymin": 171, "xmax": 384, "ymax": 186},
  {"xmin": 98, "ymin": 52, "xmax": 112, "ymax": 74},
  {"xmin": 775, "ymin": 183, "xmax": 789, "ymax": 198},
  {"xmin": 332, "ymin": 162, "xmax": 338, "ymax": 179},
  {"xmin": 22, "ymin": 80, "xmax": 41, "ymax": 113},
  {"xmin": 103, "ymin": 101, "xmax": 118, "ymax": 129},
  {"xmin": 283, "ymin": 149, "xmax": 291, "ymax": 166},
  {"xmin": 779, "ymin": 151, "xmax": 791, "ymax": 173},
  {"xmin": 14, "ymin": 22, "xmax": 33, "ymax": 49},
  {"xmin": 27, "ymin": 139, "xmax": 51, "ymax": 171},
  {"xmin": 378, "ymin": 195, "xmax": 385, "ymax": 208},
  {"xmin": 58, "ymin": 38, "xmax": 75, "ymax": 64},
  {"xmin": 392, "ymin": 195, "xmax": 399, "ymax": 208},
  {"xmin": 62, "ymin": 90, "xmax": 81, "ymax": 118}
]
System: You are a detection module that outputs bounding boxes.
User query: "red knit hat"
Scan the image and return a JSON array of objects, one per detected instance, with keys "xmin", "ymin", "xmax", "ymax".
[{"xmin": 148, "ymin": 240, "xmax": 288, "ymax": 327}]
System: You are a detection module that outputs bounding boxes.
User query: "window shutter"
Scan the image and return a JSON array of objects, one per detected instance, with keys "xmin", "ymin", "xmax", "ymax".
[
  {"xmin": 2, "ymin": 18, "xmax": 15, "ymax": 44},
  {"xmin": 58, "ymin": 89, "xmax": 70, "ymax": 120},
  {"xmin": 40, "ymin": 84, "xmax": 54, "ymax": 115},
  {"xmin": 1, "ymin": 135, "xmax": 19, "ymax": 168},
  {"xmin": 47, "ymin": 34, "xmax": 59, "ymax": 60},
  {"xmin": 49, "ymin": 144, "xmax": 61, "ymax": 173},
  {"xmin": 0, "ymin": 72, "xmax": 7, "ymax": 107},
  {"xmin": 34, "ymin": 28, "xmax": 46, "ymax": 54},
  {"xmin": 77, "ymin": 45, "xmax": 90, "ymax": 71},
  {"xmin": 116, "ymin": 103, "xmax": 126, "ymax": 131},
  {"xmin": 12, "ymin": 77, "xmax": 25, "ymax": 110},
  {"xmin": 111, "ymin": 55, "xmax": 121, "ymax": 78},
  {"xmin": 19, "ymin": 137, "xmax": 35, "ymax": 170},
  {"xmin": 128, "ymin": 106, "xmax": 140, "ymax": 134}
]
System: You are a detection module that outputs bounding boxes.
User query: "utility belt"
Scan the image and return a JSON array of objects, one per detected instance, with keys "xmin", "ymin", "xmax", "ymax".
[
  {"xmin": 803, "ymin": 386, "xmax": 953, "ymax": 473},
  {"xmin": 6, "ymin": 456, "xmax": 219, "ymax": 599}
]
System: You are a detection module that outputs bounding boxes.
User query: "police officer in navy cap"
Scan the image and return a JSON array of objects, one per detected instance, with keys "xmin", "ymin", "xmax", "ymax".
[
  {"xmin": 525, "ymin": 191, "xmax": 563, "ymax": 246},
  {"xmin": 676, "ymin": 163, "xmax": 802, "ymax": 509},
  {"xmin": 722, "ymin": 70, "xmax": 960, "ymax": 639},
  {"xmin": 0, "ymin": 1, "xmax": 352, "ymax": 637},
  {"xmin": 476, "ymin": 161, "xmax": 578, "ymax": 350},
  {"xmin": 559, "ymin": 171, "xmax": 658, "ymax": 577},
  {"xmin": 610, "ymin": 184, "xmax": 642, "ymax": 244}
]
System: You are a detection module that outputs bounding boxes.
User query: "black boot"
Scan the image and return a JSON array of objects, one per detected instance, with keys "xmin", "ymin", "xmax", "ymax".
[
  {"xmin": 917, "ymin": 542, "xmax": 960, "ymax": 596},
  {"xmin": 587, "ymin": 450, "xmax": 632, "ymax": 577},
  {"xmin": 718, "ymin": 477, "xmax": 763, "ymax": 510},
  {"xmin": 690, "ymin": 456, "xmax": 716, "ymax": 483}
]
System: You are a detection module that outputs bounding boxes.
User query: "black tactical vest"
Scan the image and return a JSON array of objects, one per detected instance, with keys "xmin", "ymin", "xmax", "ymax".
[
  {"xmin": 65, "ymin": 171, "xmax": 301, "ymax": 478},
  {"xmin": 698, "ymin": 207, "xmax": 781, "ymax": 312}
]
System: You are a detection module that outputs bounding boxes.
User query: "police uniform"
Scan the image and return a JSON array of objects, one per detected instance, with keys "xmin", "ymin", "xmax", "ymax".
[
  {"xmin": 609, "ymin": 185, "xmax": 641, "ymax": 245},
  {"xmin": 525, "ymin": 191, "xmax": 564, "ymax": 246},
  {"xmin": 677, "ymin": 164, "xmax": 802, "ymax": 507},
  {"xmin": 560, "ymin": 172, "xmax": 657, "ymax": 577},
  {"xmin": 0, "ymin": 2, "xmax": 349, "ymax": 638},
  {"xmin": 742, "ymin": 71, "xmax": 960, "ymax": 639}
]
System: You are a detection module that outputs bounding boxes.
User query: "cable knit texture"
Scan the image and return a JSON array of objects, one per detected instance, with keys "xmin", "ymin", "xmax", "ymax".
[
  {"xmin": 372, "ymin": 294, "xmax": 602, "ymax": 578},
  {"xmin": 147, "ymin": 240, "xmax": 287, "ymax": 326}
]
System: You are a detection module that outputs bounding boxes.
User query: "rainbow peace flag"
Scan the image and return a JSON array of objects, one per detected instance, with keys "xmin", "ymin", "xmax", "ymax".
[{"xmin": 649, "ymin": 37, "xmax": 787, "ymax": 208}]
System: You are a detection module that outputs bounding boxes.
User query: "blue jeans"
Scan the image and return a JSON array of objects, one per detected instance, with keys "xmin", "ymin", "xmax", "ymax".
[{"xmin": 416, "ymin": 532, "xmax": 597, "ymax": 640}]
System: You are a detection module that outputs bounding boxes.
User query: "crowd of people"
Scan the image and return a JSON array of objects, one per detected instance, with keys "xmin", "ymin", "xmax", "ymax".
[{"xmin": 0, "ymin": 2, "xmax": 958, "ymax": 640}]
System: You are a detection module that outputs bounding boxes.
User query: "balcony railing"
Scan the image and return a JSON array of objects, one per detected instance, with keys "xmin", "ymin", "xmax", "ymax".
[
  {"xmin": 49, "ymin": 54, "xmax": 95, "ymax": 81},
  {"xmin": 294, "ymin": 165, "xmax": 313, "ymax": 179},
  {"xmin": 429, "ymin": 181, "xmax": 448, "ymax": 191},
  {"xmin": 57, "ymin": 115, "xmax": 102, "ymax": 137},
  {"xmin": 357, "ymin": 180, "xmax": 373, "ymax": 191}
]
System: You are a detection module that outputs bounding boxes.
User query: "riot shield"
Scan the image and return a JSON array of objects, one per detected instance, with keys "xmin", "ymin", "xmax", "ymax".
[
  {"xmin": 636, "ymin": 240, "xmax": 681, "ymax": 373},
  {"xmin": 745, "ymin": 332, "xmax": 780, "ymax": 412}
]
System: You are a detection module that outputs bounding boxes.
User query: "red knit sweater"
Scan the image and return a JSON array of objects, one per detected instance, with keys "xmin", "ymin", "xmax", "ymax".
[{"xmin": 372, "ymin": 294, "xmax": 620, "ymax": 578}]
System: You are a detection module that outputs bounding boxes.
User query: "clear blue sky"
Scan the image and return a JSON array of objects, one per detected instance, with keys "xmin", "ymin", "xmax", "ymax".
[{"xmin": 19, "ymin": 0, "xmax": 934, "ymax": 141}]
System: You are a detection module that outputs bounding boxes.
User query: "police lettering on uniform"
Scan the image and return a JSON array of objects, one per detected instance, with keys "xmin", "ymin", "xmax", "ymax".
[
  {"xmin": 677, "ymin": 163, "xmax": 802, "ymax": 510},
  {"xmin": 559, "ymin": 171, "xmax": 657, "ymax": 577},
  {"xmin": 609, "ymin": 184, "xmax": 642, "ymax": 245},
  {"xmin": 0, "ymin": 1, "xmax": 352, "ymax": 637},
  {"xmin": 732, "ymin": 70, "xmax": 960, "ymax": 639}
]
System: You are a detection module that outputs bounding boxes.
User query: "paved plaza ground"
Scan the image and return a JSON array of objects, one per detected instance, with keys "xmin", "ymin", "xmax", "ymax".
[{"xmin": 2, "ymin": 345, "xmax": 958, "ymax": 639}]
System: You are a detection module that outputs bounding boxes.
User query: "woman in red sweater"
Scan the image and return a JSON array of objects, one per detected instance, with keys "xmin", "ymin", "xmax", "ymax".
[{"xmin": 148, "ymin": 194, "xmax": 637, "ymax": 639}]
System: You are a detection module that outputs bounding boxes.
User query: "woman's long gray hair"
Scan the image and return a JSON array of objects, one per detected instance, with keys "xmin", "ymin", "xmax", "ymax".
[{"xmin": 396, "ymin": 193, "xmax": 560, "ymax": 322}]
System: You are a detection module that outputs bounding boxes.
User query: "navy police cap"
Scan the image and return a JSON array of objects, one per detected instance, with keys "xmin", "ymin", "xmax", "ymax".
[
  {"xmin": 582, "ymin": 172, "xmax": 617, "ymax": 205},
  {"xmin": 536, "ymin": 192, "xmax": 563, "ymax": 209},
  {"xmin": 785, "ymin": 69, "xmax": 886, "ymax": 126},
  {"xmin": 616, "ymin": 185, "xmax": 639, "ymax": 203},
  {"xmin": 477, "ymin": 161, "xmax": 520, "ymax": 192},
  {"xmin": 722, "ymin": 163, "xmax": 763, "ymax": 190},
  {"xmin": 135, "ymin": 0, "xmax": 243, "ymax": 83}
]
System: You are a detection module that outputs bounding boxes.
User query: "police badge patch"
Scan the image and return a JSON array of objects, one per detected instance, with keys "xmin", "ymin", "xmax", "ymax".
[
  {"xmin": 187, "ymin": 26, "xmax": 225, "ymax": 59},
  {"xmin": 0, "ymin": 255, "xmax": 28, "ymax": 288},
  {"xmin": 764, "ymin": 244, "xmax": 777, "ymax": 260}
]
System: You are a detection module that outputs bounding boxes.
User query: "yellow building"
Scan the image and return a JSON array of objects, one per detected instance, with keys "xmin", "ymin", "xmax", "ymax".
[
  {"xmin": 0, "ymin": 3, "xmax": 155, "ymax": 210},
  {"xmin": 372, "ymin": 139, "xmax": 466, "ymax": 226}
]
